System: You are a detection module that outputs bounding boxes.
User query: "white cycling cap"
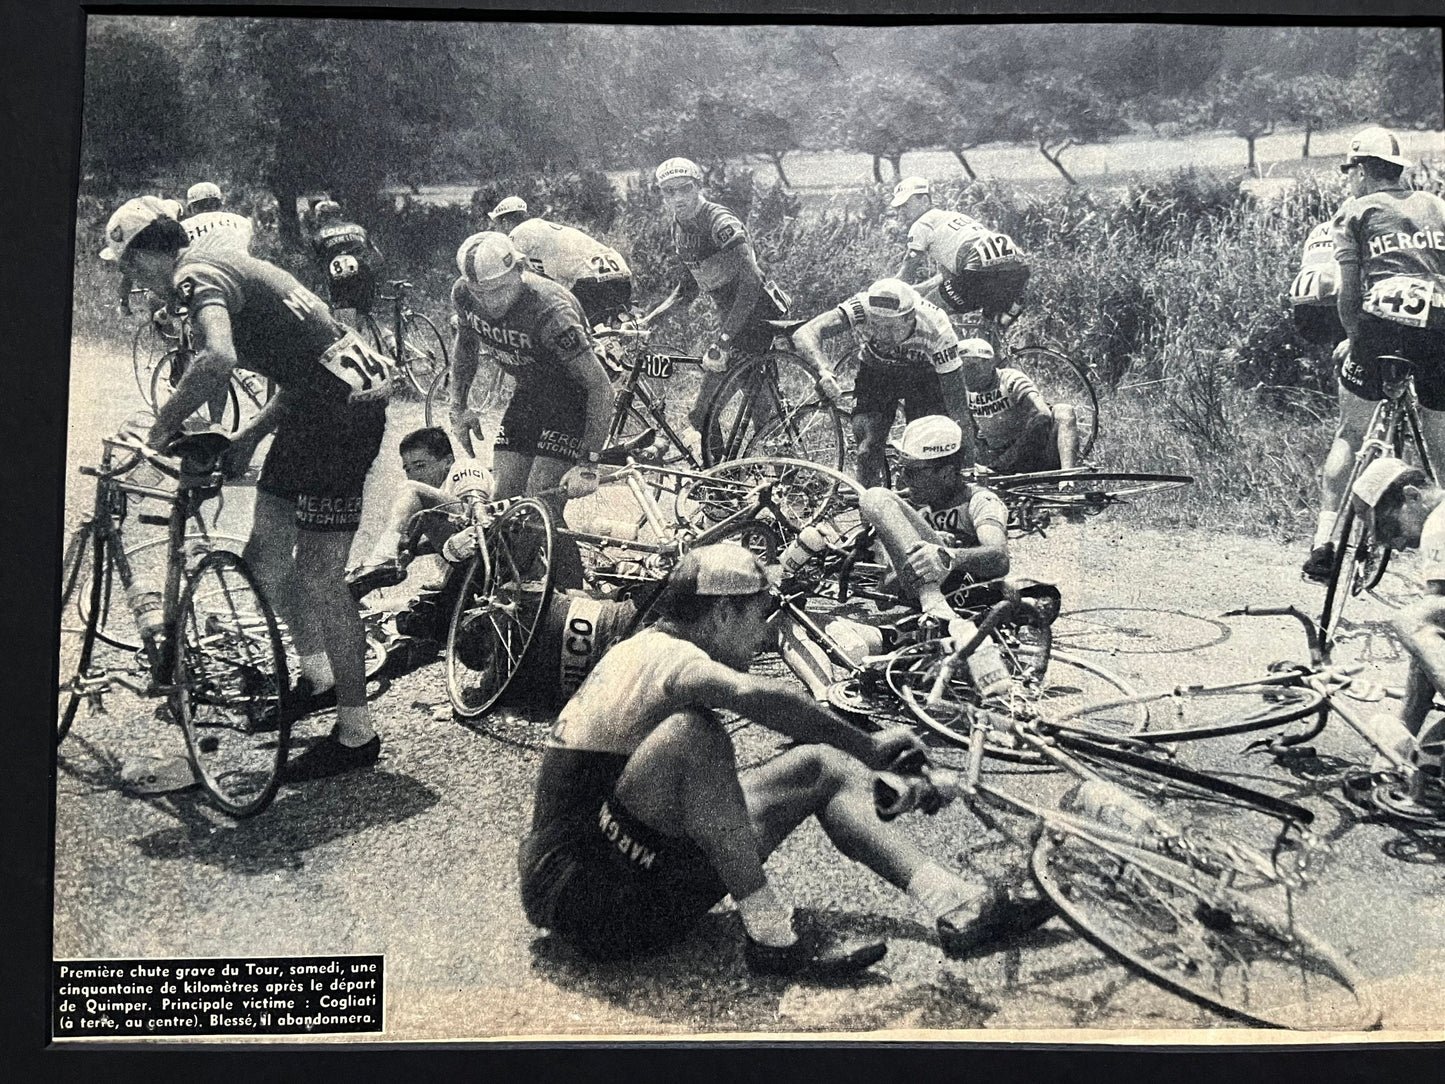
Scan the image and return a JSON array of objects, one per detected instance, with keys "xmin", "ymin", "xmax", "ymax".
[
  {"xmin": 186, "ymin": 181, "xmax": 222, "ymax": 205},
  {"xmin": 655, "ymin": 157, "xmax": 704, "ymax": 185},
  {"xmin": 1342, "ymin": 127, "xmax": 1411, "ymax": 171},
  {"xmin": 863, "ymin": 278, "xmax": 919, "ymax": 321},
  {"xmin": 891, "ymin": 415, "xmax": 964, "ymax": 461},
  {"xmin": 99, "ymin": 195, "xmax": 177, "ymax": 261},
  {"xmin": 957, "ymin": 338, "xmax": 996, "ymax": 359},
  {"xmin": 889, "ymin": 176, "xmax": 932, "ymax": 208},
  {"xmin": 677, "ymin": 544, "xmax": 782, "ymax": 597},
  {"xmin": 489, "ymin": 196, "xmax": 528, "ymax": 220},
  {"xmin": 456, "ymin": 231, "xmax": 522, "ymax": 283}
]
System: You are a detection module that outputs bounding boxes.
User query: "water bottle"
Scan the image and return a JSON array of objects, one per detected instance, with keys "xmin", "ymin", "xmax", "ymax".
[
  {"xmin": 590, "ymin": 517, "xmax": 640, "ymax": 541},
  {"xmin": 779, "ymin": 523, "xmax": 838, "ymax": 577},
  {"xmin": 1072, "ymin": 779, "xmax": 1163, "ymax": 836},
  {"xmin": 823, "ymin": 617, "xmax": 885, "ymax": 667},
  {"xmin": 946, "ymin": 616, "xmax": 1011, "ymax": 699},
  {"xmin": 126, "ymin": 581, "xmax": 166, "ymax": 642}
]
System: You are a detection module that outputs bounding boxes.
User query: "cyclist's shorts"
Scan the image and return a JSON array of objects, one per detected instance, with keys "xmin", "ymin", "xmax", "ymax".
[
  {"xmin": 938, "ymin": 266, "xmax": 1031, "ymax": 321},
  {"xmin": 1293, "ymin": 304, "xmax": 1346, "ymax": 351},
  {"xmin": 571, "ymin": 276, "xmax": 634, "ymax": 328},
  {"xmin": 853, "ymin": 359, "xmax": 945, "ymax": 422},
  {"xmin": 327, "ymin": 262, "xmax": 376, "ymax": 314},
  {"xmin": 258, "ymin": 396, "xmax": 387, "ymax": 532},
  {"xmin": 518, "ymin": 795, "xmax": 727, "ymax": 961},
  {"xmin": 1339, "ymin": 315, "xmax": 1445, "ymax": 411},
  {"xmin": 995, "ymin": 418, "xmax": 1063, "ymax": 474},
  {"xmin": 495, "ymin": 372, "xmax": 588, "ymax": 461}
]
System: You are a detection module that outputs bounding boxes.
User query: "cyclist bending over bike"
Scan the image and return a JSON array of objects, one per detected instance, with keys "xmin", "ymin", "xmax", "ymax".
[
  {"xmin": 1304, "ymin": 127, "xmax": 1445, "ymax": 582},
  {"xmin": 958, "ymin": 338, "xmax": 1080, "ymax": 474},
  {"xmin": 309, "ymin": 198, "xmax": 384, "ymax": 322},
  {"xmin": 518, "ymin": 544, "xmax": 1050, "ymax": 975},
  {"xmin": 792, "ymin": 278, "xmax": 972, "ymax": 488},
  {"xmin": 448, "ymin": 231, "xmax": 614, "ymax": 520}
]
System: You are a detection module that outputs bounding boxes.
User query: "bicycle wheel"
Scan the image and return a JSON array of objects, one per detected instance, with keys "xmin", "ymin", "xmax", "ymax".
[
  {"xmin": 679, "ymin": 456, "xmax": 864, "ymax": 539},
  {"xmin": 993, "ymin": 472, "xmax": 1193, "ymax": 506},
  {"xmin": 398, "ymin": 311, "xmax": 449, "ymax": 398},
  {"xmin": 1032, "ymin": 830, "xmax": 1378, "ymax": 1029},
  {"xmin": 446, "ymin": 500, "xmax": 556, "ymax": 718},
  {"xmin": 742, "ymin": 402, "xmax": 847, "ymax": 467},
  {"xmin": 132, "ymin": 319, "xmax": 172, "ymax": 402},
  {"xmin": 613, "ymin": 397, "xmax": 695, "ymax": 469},
  {"xmin": 702, "ymin": 351, "xmax": 845, "ymax": 469},
  {"xmin": 57, "ymin": 529, "xmax": 101, "ymax": 744},
  {"xmin": 150, "ymin": 350, "xmax": 241, "ymax": 432},
  {"xmin": 173, "ymin": 550, "xmax": 290, "ymax": 818},
  {"xmin": 1009, "ymin": 346, "xmax": 1100, "ymax": 462},
  {"xmin": 1319, "ymin": 501, "xmax": 1365, "ymax": 647}
]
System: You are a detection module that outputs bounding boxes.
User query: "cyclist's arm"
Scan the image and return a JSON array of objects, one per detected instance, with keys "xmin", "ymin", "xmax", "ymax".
[
  {"xmin": 147, "ymin": 304, "xmax": 238, "ymax": 449},
  {"xmin": 935, "ymin": 368, "xmax": 979, "ymax": 468},
  {"xmin": 896, "ymin": 249, "xmax": 928, "ymax": 284},
  {"xmin": 790, "ymin": 309, "xmax": 849, "ymax": 378},
  {"xmin": 671, "ymin": 268, "xmax": 700, "ymax": 308},
  {"xmin": 714, "ymin": 243, "xmax": 765, "ymax": 344},
  {"xmin": 450, "ymin": 322, "xmax": 483, "ymax": 412},
  {"xmin": 942, "ymin": 517, "xmax": 1009, "ymax": 582},
  {"xmin": 1337, "ymin": 262, "xmax": 1363, "ymax": 342},
  {"xmin": 1395, "ymin": 585, "xmax": 1445, "ymax": 733},
  {"xmin": 556, "ymin": 338, "xmax": 617, "ymax": 457}
]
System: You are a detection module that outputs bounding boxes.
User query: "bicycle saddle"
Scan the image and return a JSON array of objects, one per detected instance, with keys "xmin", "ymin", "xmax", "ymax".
[
  {"xmin": 599, "ymin": 428, "xmax": 657, "ymax": 465},
  {"xmin": 763, "ymin": 318, "xmax": 809, "ymax": 336}
]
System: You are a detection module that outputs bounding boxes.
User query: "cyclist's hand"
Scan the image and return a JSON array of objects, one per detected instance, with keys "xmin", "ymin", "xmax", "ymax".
[
  {"xmin": 868, "ymin": 725, "xmax": 930, "ymax": 773},
  {"xmin": 450, "ymin": 407, "xmax": 484, "ymax": 453},
  {"xmin": 701, "ymin": 343, "xmax": 730, "ymax": 373},
  {"xmin": 904, "ymin": 541, "xmax": 953, "ymax": 583},
  {"xmin": 560, "ymin": 464, "xmax": 600, "ymax": 499},
  {"xmin": 815, "ymin": 371, "xmax": 843, "ymax": 405},
  {"xmin": 1332, "ymin": 339, "xmax": 1351, "ymax": 365}
]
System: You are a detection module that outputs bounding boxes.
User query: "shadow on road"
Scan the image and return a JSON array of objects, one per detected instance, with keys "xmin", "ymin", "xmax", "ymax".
[
  {"xmin": 129, "ymin": 770, "xmax": 440, "ymax": 875},
  {"xmin": 1052, "ymin": 607, "xmax": 1232, "ymax": 656}
]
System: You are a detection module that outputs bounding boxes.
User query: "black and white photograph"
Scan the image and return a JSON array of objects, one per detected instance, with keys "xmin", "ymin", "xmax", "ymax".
[{"xmin": 47, "ymin": 9, "xmax": 1445, "ymax": 1043}]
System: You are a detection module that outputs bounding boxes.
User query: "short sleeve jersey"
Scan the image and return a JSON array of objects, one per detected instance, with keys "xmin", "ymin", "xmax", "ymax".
[
  {"xmin": 1332, "ymin": 187, "xmax": 1445, "ymax": 290},
  {"xmin": 172, "ymin": 249, "xmax": 349, "ymax": 396},
  {"xmin": 671, "ymin": 200, "xmax": 752, "ymax": 297},
  {"xmin": 549, "ymin": 628, "xmax": 715, "ymax": 755},
  {"xmin": 311, "ymin": 220, "xmax": 373, "ymax": 263},
  {"xmin": 1420, "ymin": 502, "xmax": 1445, "ymax": 585},
  {"xmin": 450, "ymin": 271, "xmax": 594, "ymax": 378},
  {"xmin": 836, "ymin": 292, "xmax": 962, "ymax": 373},
  {"xmin": 920, "ymin": 484, "xmax": 1009, "ymax": 546},
  {"xmin": 968, "ymin": 368, "xmax": 1048, "ymax": 448},
  {"xmin": 907, "ymin": 208, "xmax": 990, "ymax": 275},
  {"xmin": 180, "ymin": 210, "xmax": 254, "ymax": 257},
  {"xmin": 509, "ymin": 219, "xmax": 630, "ymax": 289},
  {"xmin": 1290, "ymin": 220, "xmax": 1341, "ymax": 308}
]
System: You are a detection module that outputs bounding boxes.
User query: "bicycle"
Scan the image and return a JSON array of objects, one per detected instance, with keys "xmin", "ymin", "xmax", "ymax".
[
  {"xmin": 360, "ymin": 279, "xmax": 449, "ymax": 398},
  {"xmin": 1317, "ymin": 353, "xmax": 1436, "ymax": 654},
  {"xmin": 56, "ymin": 431, "xmax": 292, "ymax": 817},
  {"xmin": 985, "ymin": 468, "xmax": 1195, "ymax": 536},
  {"xmin": 146, "ymin": 305, "xmax": 275, "ymax": 434},
  {"xmin": 130, "ymin": 290, "xmax": 180, "ymax": 402}
]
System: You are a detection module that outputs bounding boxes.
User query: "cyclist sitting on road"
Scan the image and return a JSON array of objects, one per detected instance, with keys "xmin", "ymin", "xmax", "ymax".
[
  {"xmin": 958, "ymin": 338, "xmax": 1081, "ymax": 474},
  {"xmin": 1339, "ymin": 457, "xmax": 1445, "ymax": 769},
  {"xmin": 1303, "ymin": 127, "xmax": 1445, "ymax": 582},
  {"xmin": 856, "ymin": 415, "xmax": 1014, "ymax": 699},
  {"xmin": 448, "ymin": 231, "xmax": 615, "ymax": 522},
  {"xmin": 890, "ymin": 176, "xmax": 1030, "ymax": 324},
  {"xmin": 309, "ymin": 198, "xmax": 384, "ymax": 320},
  {"xmin": 518, "ymin": 543, "xmax": 1051, "ymax": 975},
  {"xmin": 653, "ymin": 156, "xmax": 823, "ymax": 449},
  {"xmin": 101, "ymin": 195, "xmax": 396, "ymax": 782},
  {"xmin": 792, "ymin": 278, "xmax": 974, "ymax": 489},
  {"xmin": 489, "ymin": 196, "xmax": 634, "ymax": 329}
]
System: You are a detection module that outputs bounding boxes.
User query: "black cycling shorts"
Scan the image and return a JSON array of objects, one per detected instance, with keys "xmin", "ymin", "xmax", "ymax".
[
  {"xmin": 1293, "ymin": 304, "xmax": 1345, "ymax": 350},
  {"xmin": 326, "ymin": 261, "xmax": 376, "ymax": 315},
  {"xmin": 993, "ymin": 420, "xmax": 1062, "ymax": 474},
  {"xmin": 518, "ymin": 795, "xmax": 728, "ymax": 961},
  {"xmin": 570, "ymin": 277, "xmax": 634, "ymax": 327},
  {"xmin": 258, "ymin": 395, "xmax": 387, "ymax": 532},
  {"xmin": 495, "ymin": 371, "xmax": 588, "ymax": 461},
  {"xmin": 937, "ymin": 266, "xmax": 1031, "ymax": 321},
  {"xmin": 1338, "ymin": 314, "xmax": 1445, "ymax": 411},
  {"xmin": 852, "ymin": 360, "xmax": 946, "ymax": 422}
]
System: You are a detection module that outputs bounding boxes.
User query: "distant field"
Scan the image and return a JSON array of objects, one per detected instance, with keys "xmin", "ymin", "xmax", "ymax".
[{"xmin": 391, "ymin": 124, "xmax": 1445, "ymax": 208}]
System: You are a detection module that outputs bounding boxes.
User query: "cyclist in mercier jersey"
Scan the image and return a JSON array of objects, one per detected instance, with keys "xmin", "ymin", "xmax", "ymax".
[{"xmin": 101, "ymin": 195, "xmax": 395, "ymax": 782}]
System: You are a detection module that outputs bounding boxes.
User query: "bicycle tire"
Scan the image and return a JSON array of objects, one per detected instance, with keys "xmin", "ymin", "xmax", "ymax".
[
  {"xmin": 56, "ymin": 529, "xmax": 100, "ymax": 745},
  {"xmin": 1048, "ymin": 677, "xmax": 1327, "ymax": 745},
  {"xmin": 1368, "ymin": 776, "xmax": 1445, "ymax": 827},
  {"xmin": 446, "ymin": 500, "xmax": 556, "ymax": 719},
  {"xmin": 742, "ymin": 402, "xmax": 847, "ymax": 468},
  {"xmin": 399, "ymin": 311, "xmax": 449, "ymax": 398},
  {"xmin": 132, "ymin": 319, "xmax": 172, "ymax": 402},
  {"xmin": 173, "ymin": 550, "xmax": 291, "ymax": 818},
  {"xmin": 1031, "ymin": 830, "xmax": 1378, "ymax": 1030},
  {"xmin": 1008, "ymin": 345, "xmax": 1100, "ymax": 462},
  {"xmin": 701, "ymin": 351, "xmax": 845, "ymax": 469},
  {"xmin": 992, "ymin": 472, "xmax": 1193, "ymax": 506},
  {"xmin": 1319, "ymin": 500, "xmax": 1363, "ymax": 648},
  {"xmin": 613, "ymin": 398, "xmax": 694, "ymax": 469},
  {"xmin": 150, "ymin": 350, "xmax": 241, "ymax": 432},
  {"xmin": 680, "ymin": 456, "xmax": 865, "ymax": 539}
]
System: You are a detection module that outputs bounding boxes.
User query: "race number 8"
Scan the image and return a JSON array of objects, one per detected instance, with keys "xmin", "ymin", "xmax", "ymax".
[{"xmin": 329, "ymin": 254, "xmax": 360, "ymax": 280}]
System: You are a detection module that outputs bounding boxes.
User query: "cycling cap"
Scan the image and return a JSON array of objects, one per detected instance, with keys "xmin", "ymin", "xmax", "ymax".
[
  {"xmin": 655, "ymin": 157, "xmax": 704, "ymax": 186},
  {"xmin": 186, "ymin": 181, "xmax": 222, "ymax": 205},
  {"xmin": 891, "ymin": 415, "xmax": 963, "ymax": 461},
  {"xmin": 99, "ymin": 195, "xmax": 178, "ymax": 262},
  {"xmin": 889, "ymin": 176, "xmax": 932, "ymax": 208},
  {"xmin": 161, "ymin": 198, "xmax": 186, "ymax": 221},
  {"xmin": 673, "ymin": 544, "xmax": 782, "ymax": 597},
  {"xmin": 863, "ymin": 278, "xmax": 919, "ymax": 321},
  {"xmin": 1342, "ymin": 127, "xmax": 1411, "ymax": 171},
  {"xmin": 456, "ymin": 231, "xmax": 522, "ymax": 283},
  {"xmin": 313, "ymin": 200, "xmax": 341, "ymax": 217},
  {"xmin": 489, "ymin": 196, "xmax": 528, "ymax": 220},
  {"xmin": 1352, "ymin": 456, "xmax": 1416, "ymax": 531},
  {"xmin": 957, "ymin": 338, "xmax": 995, "ymax": 360}
]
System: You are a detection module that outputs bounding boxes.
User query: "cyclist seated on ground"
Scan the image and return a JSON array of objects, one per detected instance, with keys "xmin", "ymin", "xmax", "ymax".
[
  {"xmin": 890, "ymin": 176, "xmax": 1030, "ymax": 323},
  {"xmin": 1339, "ymin": 457, "xmax": 1445, "ymax": 769},
  {"xmin": 489, "ymin": 196, "xmax": 634, "ymax": 329},
  {"xmin": 653, "ymin": 156, "xmax": 822, "ymax": 443},
  {"xmin": 792, "ymin": 278, "xmax": 974, "ymax": 489},
  {"xmin": 101, "ymin": 195, "xmax": 396, "ymax": 782},
  {"xmin": 348, "ymin": 426, "xmax": 494, "ymax": 598},
  {"xmin": 518, "ymin": 544, "xmax": 1050, "ymax": 973},
  {"xmin": 309, "ymin": 198, "xmax": 384, "ymax": 319},
  {"xmin": 958, "ymin": 338, "xmax": 1080, "ymax": 474},
  {"xmin": 448, "ymin": 231, "xmax": 614, "ymax": 523},
  {"xmin": 855, "ymin": 415, "xmax": 1014, "ymax": 699},
  {"xmin": 1303, "ymin": 128, "xmax": 1445, "ymax": 582}
]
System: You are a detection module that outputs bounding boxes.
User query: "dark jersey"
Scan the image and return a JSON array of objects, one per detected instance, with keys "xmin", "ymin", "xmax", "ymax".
[
  {"xmin": 450, "ymin": 272, "xmax": 594, "ymax": 378},
  {"xmin": 311, "ymin": 220, "xmax": 373, "ymax": 262},
  {"xmin": 1333, "ymin": 187, "xmax": 1445, "ymax": 289},
  {"xmin": 670, "ymin": 199, "xmax": 782, "ymax": 321},
  {"xmin": 173, "ymin": 249, "xmax": 351, "ymax": 398}
]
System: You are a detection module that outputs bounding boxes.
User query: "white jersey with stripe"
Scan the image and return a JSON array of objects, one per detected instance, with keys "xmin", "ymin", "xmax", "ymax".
[
  {"xmin": 509, "ymin": 219, "xmax": 631, "ymax": 290},
  {"xmin": 906, "ymin": 208, "xmax": 991, "ymax": 275},
  {"xmin": 920, "ymin": 485, "xmax": 1009, "ymax": 547},
  {"xmin": 181, "ymin": 210, "xmax": 254, "ymax": 256},
  {"xmin": 836, "ymin": 292, "xmax": 961, "ymax": 373},
  {"xmin": 967, "ymin": 368, "xmax": 1047, "ymax": 448}
]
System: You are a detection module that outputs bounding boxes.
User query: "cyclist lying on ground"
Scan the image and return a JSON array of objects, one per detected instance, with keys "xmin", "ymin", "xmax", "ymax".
[
  {"xmin": 1347, "ymin": 457, "xmax": 1445, "ymax": 769},
  {"xmin": 791, "ymin": 278, "xmax": 974, "ymax": 489},
  {"xmin": 854, "ymin": 415, "xmax": 1013, "ymax": 699},
  {"xmin": 958, "ymin": 337, "xmax": 1081, "ymax": 474},
  {"xmin": 518, "ymin": 544, "xmax": 1051, "ymax": 976}
]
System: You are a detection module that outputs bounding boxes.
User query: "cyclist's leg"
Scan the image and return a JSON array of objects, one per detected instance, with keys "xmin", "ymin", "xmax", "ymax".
[
  {"xmin": 1309, "ymin": 341, "xmax": 1384, "ymax": 574},
  {"xmin": 1400, "ymin": 325, "xmax": 1445, "ymax": 479},
  {"xmin": 852, "ymin": 361, "xmax": 900, "ymax": 488},
  {"xmin": 1051, "ymin": 405, "xmax": 1080, "ymax": 469}
]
